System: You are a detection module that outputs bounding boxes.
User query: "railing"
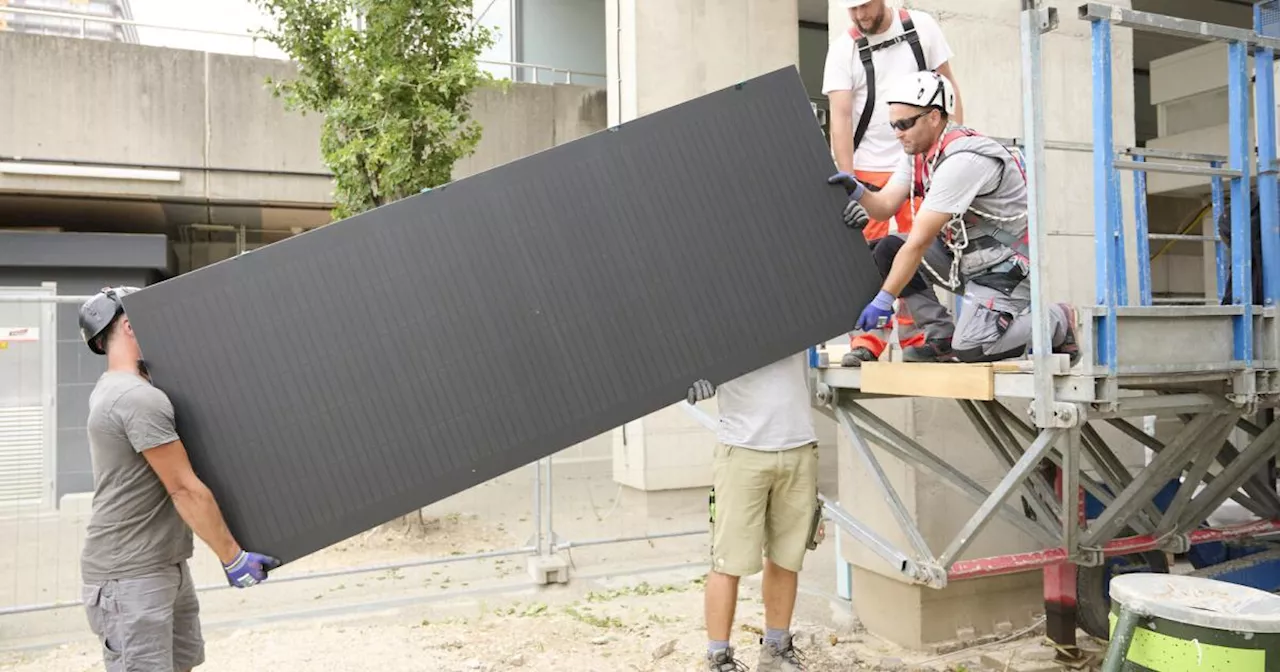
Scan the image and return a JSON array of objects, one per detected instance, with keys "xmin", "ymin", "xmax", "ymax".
[{"xmin": 0, "ymin": 6, "xmax": 606, "ymax": 85}]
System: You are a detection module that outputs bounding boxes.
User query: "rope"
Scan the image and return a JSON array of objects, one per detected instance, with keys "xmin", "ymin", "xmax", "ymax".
[{"xmin": 909, "ymin": 128, "xmax": 1030, "ymax": 291}]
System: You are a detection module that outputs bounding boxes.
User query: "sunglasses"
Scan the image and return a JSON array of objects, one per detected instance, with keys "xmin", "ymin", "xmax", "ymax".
[{"xmin": 889, "ymin": 110, "xmax": 931, "ymax": 132}]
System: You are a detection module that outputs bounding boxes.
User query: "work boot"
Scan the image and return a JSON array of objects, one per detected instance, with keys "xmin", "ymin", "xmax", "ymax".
[
  {"xmin": 902, "ymin": 338, "xmax": 955, "ymax": 363},
  {"xmin": 757, "ymin": 634, "xmax": 807, "ymax": 671},
  {"xmin": 1054, "ymin": 303, "xmax": 1081, "ymax": 367},
  {"xmin": 707, "ymin": 647, "xmax": 748, "ymax": 671},
  {"xmin": 841, "ymin": 347, "xmax": 878, "ymax": 367}
]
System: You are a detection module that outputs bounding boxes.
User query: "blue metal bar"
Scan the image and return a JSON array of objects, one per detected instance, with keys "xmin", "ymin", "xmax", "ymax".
[
  {"xmin": 1111, "ymin": 154, "xmax": 1128, "ymax": 306},
  {"xmin": 1212, "ymin": 167, "xmax": 1228, "ymax": 304},
  {"xmin": 1092, "ymin": 18, "xmax": 1118, "ymax": 372},
  {"xmin": 1228, "ymin": 39, "xmax": 1253, "ymax": 364},
  {"xmin": 1255, "ymin": 4, "xmax": 1280, "ymax": 307},
  {"xmin": 1133, "ymin": 156, "xmax": 1152, "ymax": 306}
]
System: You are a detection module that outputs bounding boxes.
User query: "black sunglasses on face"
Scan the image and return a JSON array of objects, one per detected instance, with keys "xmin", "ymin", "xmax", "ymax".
[{"xmin": 889, "ymin": 110, "xmax": 930, "ymax": 132}]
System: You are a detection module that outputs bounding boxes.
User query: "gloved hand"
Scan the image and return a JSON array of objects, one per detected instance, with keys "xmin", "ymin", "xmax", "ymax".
[
  {"xmin": 842, "ymin": 199, "xmax": 870, "ymax": 230},
  {"xmin": 687, "ymin": 379, "xmax": 715, "ymax": 405},
  {"xmin": 827, "ymin": 172, "xmax": 869, "ymax": 229},
  {"xmin": 827, "ymin": 172, "xmax": 866, "ymax": 201},
  {"xmin": 222, "ymin": 549, "xmax": 282, "ymax": 588},
  {"xmin": 855, "ymin": 290, "xmax": 896, "ymax": 332}
]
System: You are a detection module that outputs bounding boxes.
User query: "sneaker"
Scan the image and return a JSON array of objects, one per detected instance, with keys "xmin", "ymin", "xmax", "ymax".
[
  {"xmin": 1053, "ymin": 303, "xmax": 1081, "ymax": 367},
  {"xmin": 902, "ymin": 338, "xmax": 955, "ymax": 363},
  {"xmin": 841, "ymin": 347, "xmax": 878, "ymax": 367},
  {"xmin": 707, "ymin": 647, "xmax": 748, "ymax": 672},
  {"xmin": 757, "ymin": 635, "xmax": 807, "ymax": 671}
]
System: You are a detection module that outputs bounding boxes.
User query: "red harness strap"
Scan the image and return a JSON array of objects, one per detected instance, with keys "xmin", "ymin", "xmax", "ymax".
[{"xmin": 912, "ymin": 128, "xmax": 1032, "ymax": 260}]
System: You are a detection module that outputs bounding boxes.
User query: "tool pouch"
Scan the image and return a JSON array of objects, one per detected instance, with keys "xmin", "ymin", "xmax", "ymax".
[
  {"xmin": 806, "ymin": 498, "xmax": 826, "ymax": 550},
  {"xmin": 968, "ymin": 256, "xmax": 1028, "ymax": 296}
]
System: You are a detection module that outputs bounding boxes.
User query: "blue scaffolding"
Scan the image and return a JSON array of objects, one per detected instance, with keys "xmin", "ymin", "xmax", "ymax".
[{"xmin": 804, "ymin": 0, "xmax": 1280, "ymax": 656}]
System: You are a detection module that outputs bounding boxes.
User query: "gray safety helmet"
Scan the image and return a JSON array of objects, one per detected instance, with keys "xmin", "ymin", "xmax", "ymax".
[{"xmin": 79, "ymin": 286, "xmax": 141, "ymax": 355}]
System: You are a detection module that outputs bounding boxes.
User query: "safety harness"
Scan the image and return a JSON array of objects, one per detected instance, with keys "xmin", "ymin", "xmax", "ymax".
[
  {"xmin": 910, "ymin": 126, "xmax": 1031, "ymax": 290},
  {"xmin": 849, "ymin": 9, "xmax": 927, "ymax": 150}
]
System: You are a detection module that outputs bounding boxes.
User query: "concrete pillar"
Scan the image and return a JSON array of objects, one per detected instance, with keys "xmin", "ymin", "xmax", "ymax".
[
  {"xmin": 605, "ymin": 0, "xmax": 802, "ymax": 491},
  {"xmin": 828, "ymin": 0, "xmax": 1145, "ymax": 650}
]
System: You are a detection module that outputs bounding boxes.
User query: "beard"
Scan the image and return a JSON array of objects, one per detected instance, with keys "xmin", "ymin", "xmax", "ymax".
[{"xmin": 855, "ymin": 8, "xmax": 887, "ymax": 34}]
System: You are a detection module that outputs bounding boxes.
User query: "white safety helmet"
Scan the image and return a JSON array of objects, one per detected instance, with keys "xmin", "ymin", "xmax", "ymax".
[
  {"xmin": 882, "ymin": 71, "xmax": 957, "ymax": 117},
  {"xmin": 837, "ymin": 0, "xmax": 873, "ymax": 6}
]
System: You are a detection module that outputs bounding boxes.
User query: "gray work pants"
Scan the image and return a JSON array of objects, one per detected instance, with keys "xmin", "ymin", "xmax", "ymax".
[{"xmin": 873, "ymin": 234, "xmax": 1073, "ymax": 362}]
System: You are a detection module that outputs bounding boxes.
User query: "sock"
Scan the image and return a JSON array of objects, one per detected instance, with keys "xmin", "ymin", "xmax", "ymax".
[
  {"xmin": 708, "ymin": 640, "xmax": 730, "ymax": 655},
  {"xmin": 765, "ymin": 628, "xmax": 789, "ymax": 647}
]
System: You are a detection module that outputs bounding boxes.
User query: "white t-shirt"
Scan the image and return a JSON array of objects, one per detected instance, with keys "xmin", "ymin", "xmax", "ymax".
[
  {"xmin": 821, "ymin": 10, "xmax": 954, "ymax": 172},
  {"xmin": 715, "ymin": 352, "xmax": 817, "ymax": 451}
]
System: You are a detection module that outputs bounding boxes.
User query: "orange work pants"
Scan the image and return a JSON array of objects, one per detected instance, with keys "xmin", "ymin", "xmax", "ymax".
[{"xmin": 848, "ymin": 169, "xmax": 926, "ymax": 357}]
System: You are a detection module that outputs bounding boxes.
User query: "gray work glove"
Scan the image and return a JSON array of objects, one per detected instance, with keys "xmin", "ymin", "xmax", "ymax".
[
  {"xmin": 687, "ymin": 379, "xmax": 716, "ymax": 404},
  {"xmin": 843, "ymin": 198, "xmax": 870, "ymax": 230}
]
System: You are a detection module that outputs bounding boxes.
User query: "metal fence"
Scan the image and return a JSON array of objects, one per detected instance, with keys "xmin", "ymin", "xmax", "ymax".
[{"xmin": 0, "ymin": 290, "xmax": 708, "ymax": 616}]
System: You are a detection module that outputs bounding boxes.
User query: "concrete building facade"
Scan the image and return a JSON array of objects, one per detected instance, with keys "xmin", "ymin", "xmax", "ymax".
[{"xmin": 0, "ymin": 0, "xmax": 1262, "ymax": 651}]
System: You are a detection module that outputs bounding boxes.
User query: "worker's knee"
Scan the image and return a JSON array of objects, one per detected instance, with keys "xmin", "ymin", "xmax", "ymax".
[
  {"xmin": 871, "ymin": 235, "xmax": 907, "ymax": 277},
  {"xmin": 871, "ymin": 236, "xmax": 906, "ymax": 270}
]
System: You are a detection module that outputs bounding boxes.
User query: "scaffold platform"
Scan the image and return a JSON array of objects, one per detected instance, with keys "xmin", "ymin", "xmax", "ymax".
[{"xmin": 802, "ymin": 1, "xmax": 1280, "ymax": 657}]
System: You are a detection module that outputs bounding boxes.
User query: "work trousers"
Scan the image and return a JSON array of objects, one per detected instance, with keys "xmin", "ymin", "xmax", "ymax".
[{"xmin": 872, "ymin": 234, "xmax": 1073, "ymax": 362}]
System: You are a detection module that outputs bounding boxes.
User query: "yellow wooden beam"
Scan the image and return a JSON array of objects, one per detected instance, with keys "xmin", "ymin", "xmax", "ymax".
[{"xmin": 859, "ymin": 362, "xmax": 997, "ymax": 401}]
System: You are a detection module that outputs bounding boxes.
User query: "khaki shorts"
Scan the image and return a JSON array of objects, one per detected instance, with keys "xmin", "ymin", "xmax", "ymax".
[
  {"xmin": 82, "ymin": 561, "xmax": 205, "ymax": 671},
  {"xmin": 709, "ymin": 441, "xmax": 820, "ymax": 577}
]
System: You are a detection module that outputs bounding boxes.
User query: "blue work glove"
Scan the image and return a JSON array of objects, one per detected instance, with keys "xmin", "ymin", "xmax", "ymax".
[
  {"xmin": 223, "ymin": 549, "xmax": 281, "ymax": 588},
  {"xmin": 855, "ymin": 290, "xmax": 896, "ymax": 332},
  {"xmin": 827, "ymin": 172, "xmax": 868, "ymax": 228},
  {"xmin": 687, "ymin": 379, "xmax": 716, "ymax": 405}
]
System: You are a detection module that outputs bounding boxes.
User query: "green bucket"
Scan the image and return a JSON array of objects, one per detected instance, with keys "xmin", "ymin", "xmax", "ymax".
[{"xmin": 1104, "ymin": 573, "xmax": 1280, "ymax": 672}]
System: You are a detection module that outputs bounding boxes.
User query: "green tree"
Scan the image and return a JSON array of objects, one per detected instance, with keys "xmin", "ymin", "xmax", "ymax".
[{"xmin": 254, "ymin": 0, "xmax": 497, "ymax": 220}]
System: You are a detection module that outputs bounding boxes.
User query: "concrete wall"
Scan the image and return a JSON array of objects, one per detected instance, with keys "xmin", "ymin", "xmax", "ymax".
[
  {"xmin": 0, "ymin": 31, "xmax": 607, "ymax": 222},
  {"xmin": 0, "ymin": 32, "xmax": 330, "ymax": 206},
  {"xmin": 607, "ymin": 0, "xmax": 799, "ymax": 125}
]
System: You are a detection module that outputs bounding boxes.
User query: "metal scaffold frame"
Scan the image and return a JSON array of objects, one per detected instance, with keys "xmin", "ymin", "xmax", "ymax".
[{"xmin": 794, "ymin": 0, "xmax": 1280, "ymax": 654}]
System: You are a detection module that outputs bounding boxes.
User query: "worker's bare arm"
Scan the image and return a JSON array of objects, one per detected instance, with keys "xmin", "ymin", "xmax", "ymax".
[
  {"xmin": 881, "ymin": 208, "xmax": 951, "ymax": 297},
  {"xmin": 935, "ymin": 61, "xmax": 964, "ymax": 125},
  {"xmin": 858, "ymin": 181, "xmax": 911, "ymax": 222},
  {"xmin": 142, "ymin": 440, "xmax": 241, "ymax": 564},
  {"xmin": 828, "ymin": 90, "xmax": 856, "ymax": 173}
]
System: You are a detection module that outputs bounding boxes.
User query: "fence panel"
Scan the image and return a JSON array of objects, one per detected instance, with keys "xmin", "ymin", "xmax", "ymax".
[{"xmin": 549, "ymin": 404, "xmax": 711, "ymax": 571}]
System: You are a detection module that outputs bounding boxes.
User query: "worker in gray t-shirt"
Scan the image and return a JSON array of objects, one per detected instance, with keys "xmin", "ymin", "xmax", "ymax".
[
  {"xmin": 827, "ymin": 71, "xmax": 1079, "ymax": 366},
  {"xmin": 77, "ymin": 286, "xmax": 280, "ymax": 671}
]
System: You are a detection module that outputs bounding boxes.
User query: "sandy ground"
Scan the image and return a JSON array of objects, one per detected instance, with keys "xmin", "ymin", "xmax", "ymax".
[
  {"xmin": 0, "ymin": 556, "xmax": 1066, "ymax": 672},
  {"xmin": 0, "ymin": 440, "xmax": 1072, "ymax": 671}
]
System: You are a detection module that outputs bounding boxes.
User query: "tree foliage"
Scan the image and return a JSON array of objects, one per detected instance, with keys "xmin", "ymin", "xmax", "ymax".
[{"xmin": 254, "ymin": 0, "xmax": 497, "ymax": 220}]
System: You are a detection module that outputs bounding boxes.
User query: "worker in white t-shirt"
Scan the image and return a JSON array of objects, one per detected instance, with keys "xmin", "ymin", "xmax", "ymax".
[
  {"xmin": 686, "ymin": 353, "xmax": 819, "ymax": 671},
  {"xmin": 821, "ymin": 0, "xmax": 964, "ymax": 367}
]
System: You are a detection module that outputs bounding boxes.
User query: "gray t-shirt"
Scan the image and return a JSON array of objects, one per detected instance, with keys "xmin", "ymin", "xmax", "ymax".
[
  {"xmin": 889, "ymin": 134, "xmax": 1028, "ymax": 224},
  {"xmin": 80, "ymin": 371, "xmax": 193, "ymax": 582}
]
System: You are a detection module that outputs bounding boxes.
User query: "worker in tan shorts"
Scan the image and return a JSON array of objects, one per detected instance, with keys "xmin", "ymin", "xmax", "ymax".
[{"xmin": 687, "ymin": 351, "xmax": 820, "ymax": 671}]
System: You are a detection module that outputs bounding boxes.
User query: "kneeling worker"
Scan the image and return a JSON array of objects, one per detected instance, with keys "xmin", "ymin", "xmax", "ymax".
[
  {"xmin": 78, "ymin": 287, "xmax": 280, "ymax": 671},
  {"xmin": 829, "ymin": 71, "xmax": 1079, "ymax": 364}
]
